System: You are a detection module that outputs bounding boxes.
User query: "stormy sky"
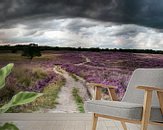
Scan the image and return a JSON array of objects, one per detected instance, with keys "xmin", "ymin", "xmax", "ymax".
[{"xmin": 0, "ymin": 0, "xmax": 163, "ymax": 49}]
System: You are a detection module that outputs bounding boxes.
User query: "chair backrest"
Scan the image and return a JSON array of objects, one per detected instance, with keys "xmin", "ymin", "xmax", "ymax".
[{"xmin": 122, "ymin": 68, "xmax": 163, "ymax": 107}]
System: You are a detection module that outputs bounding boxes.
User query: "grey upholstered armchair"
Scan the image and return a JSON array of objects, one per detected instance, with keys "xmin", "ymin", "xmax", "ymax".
[{"xmin": 85, "ymin": 69, "xmax": 163, "ymax": 130}]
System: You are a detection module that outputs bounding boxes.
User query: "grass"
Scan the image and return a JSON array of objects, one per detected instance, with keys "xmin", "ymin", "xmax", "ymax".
[
  {"xmin": 10, "ymin": 67, "xmax": 48, "ymax": 90},
  {"xmin": 0, "ymin": 53, "xmax": 26, "ymax": 61},
  {"xmin": 55, "ymin": 66, "xmax": 64, "ymax": 74},
  {"xmin": 0, "ymin": 52, "xmax": 59, "ymax": 62},
  {"xmin": 32, "ymin": 68, "xmax": 48, "ymax": 79},
  {"xmin": 38, "ymin": 79, "xmax": 65, "ymax": 109},
  {"xmin": 70, "ymin": 73, "xmax": 79, "ymax": 81},
  {"xmin": 72, "ymin": 87, "xmax": 85, "ymax": 113},
  {"xmin": 7, "ymin": 78, "xmax": 65, "ymax": 112}
]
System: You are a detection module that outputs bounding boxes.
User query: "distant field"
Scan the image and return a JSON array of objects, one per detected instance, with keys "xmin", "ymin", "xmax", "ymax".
[
  {"xmin": 0, "ymin": 52, "xmax": 59, "ymax": 63},
  {"xmin": 1, "ymin": 51, "xmax": 163, "ymax": 112}
]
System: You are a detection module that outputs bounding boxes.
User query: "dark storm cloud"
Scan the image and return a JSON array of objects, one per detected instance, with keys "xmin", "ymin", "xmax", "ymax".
[
  {"xmin": 0, "ymin": 0, "xmax": 163, "ymax": 29},
  {"xmin": 0, "ymin": 17, "xmax": 163, "ymax": 49}
]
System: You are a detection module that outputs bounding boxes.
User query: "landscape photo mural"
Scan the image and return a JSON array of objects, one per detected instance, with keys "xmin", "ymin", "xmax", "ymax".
[{"xmin": 0, "ymin": 0, "xmax": 163, "ymax": 113}]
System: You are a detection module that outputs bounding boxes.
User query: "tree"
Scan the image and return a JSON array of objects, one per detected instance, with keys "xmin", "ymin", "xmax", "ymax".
[{"xmin": 22, "ymin": 43, "xmax": 41, "ymax": 59}]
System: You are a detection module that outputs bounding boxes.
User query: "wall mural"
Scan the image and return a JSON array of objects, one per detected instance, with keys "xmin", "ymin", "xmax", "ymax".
[{"xmin": 0, "ymin": 0, "xmax": 163, "ymax": 113}]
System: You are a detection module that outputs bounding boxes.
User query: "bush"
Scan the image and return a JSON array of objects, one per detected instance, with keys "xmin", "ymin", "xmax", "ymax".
[{"xmin": 0, "ymin": 64, "xmax": 43, "ymax": 130}]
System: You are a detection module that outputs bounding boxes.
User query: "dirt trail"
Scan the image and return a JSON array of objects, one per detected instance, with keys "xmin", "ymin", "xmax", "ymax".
[
  {"xmin": 75, "ymin": 55, "xmax": 91, "ymax": 66},
  {"xmin": 49, "ymin": 66, "xmax": 90, "ymax": 113}
]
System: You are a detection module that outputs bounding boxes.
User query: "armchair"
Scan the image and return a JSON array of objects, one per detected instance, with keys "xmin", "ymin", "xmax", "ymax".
[{"xmin": 85, "ymin": 69, "xmax": 163, "ymax": 130}]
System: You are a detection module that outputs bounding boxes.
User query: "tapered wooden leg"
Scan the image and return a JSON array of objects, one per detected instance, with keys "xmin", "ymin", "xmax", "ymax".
[
  {"xmin": 92, "ymin": 113, "xmax": 98, "ymax": 130},
  {"xmin": 157, "ymin": 91, "xmax": 163, "ymax": 114},
  {"xmin": 141, "ymin": 90, "xmax": 152, "ymax": 130},
  {"xmin": 121, "ymin": 121, "xmax": 127, "ymax": 130},
  {"xmin": 141, "ymin": 122, "xmax": 148, "ymax": 130}
]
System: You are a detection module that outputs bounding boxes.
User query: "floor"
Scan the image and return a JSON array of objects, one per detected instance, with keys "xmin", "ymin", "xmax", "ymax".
[{"xmin": 0, "ymin": 113, "xmax": 142, "ymax": 130}]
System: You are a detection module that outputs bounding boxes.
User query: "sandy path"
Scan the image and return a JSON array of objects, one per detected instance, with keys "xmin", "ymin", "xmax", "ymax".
[
  {"xmin": 49, "ymin": 66, "xmax": 90, "ymax": 113},
  {"xmin": 75, "ymin": 54, "xmax": 91, "ymax": 66}
]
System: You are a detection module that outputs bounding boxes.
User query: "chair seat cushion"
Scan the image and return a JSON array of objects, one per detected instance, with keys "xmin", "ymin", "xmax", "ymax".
[{"xmin": 85, "ymin": 100, "xmax": 163, "ymax": 122}]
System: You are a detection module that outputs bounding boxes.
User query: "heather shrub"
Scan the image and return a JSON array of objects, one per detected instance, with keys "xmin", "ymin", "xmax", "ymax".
[{"xmin": 0, "ymin": 64, "xmax": 43, "ymax": 130}]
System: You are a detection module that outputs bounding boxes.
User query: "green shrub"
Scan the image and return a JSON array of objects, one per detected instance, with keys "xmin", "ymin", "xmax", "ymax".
[
  {"xmin": 32, "ymin": 68, "xmax": 47, "ymax": 79},
  {"xmin": 72, "ymin": 88, "xmax": 85, "ymax": 113},
  {"xmin": 0, "ymin": 64, "xmax": 43, "ymax": 130}
]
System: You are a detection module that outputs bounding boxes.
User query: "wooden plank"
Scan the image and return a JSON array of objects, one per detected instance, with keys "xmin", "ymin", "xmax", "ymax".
[
  {"xmin": 74, "ymin": 121, "xmax": 86, "ymax": 130},
  {"xmin": 0, "ymin": 113, "xmax": 92, "ymax": 121},
  {"xmin": 1, "ymin": 113, "xmax": 163, "ymax": 130},
  {"xmin": 0, "ymin": 113, "xmax": 119, "ymax": 130}
]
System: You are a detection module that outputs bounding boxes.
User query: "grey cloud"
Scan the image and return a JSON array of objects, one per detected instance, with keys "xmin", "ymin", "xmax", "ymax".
[
  {"xmin": 1, "ymin": 18, "xmax": 163, "ymax": 49},
  {"xmin": 0, "ymin": 0, "xmax": 163, "ymax": 29}
]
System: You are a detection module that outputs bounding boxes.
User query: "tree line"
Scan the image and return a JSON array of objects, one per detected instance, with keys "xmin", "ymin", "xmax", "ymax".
[{"xmin": 0, "ymin": 43, "xmax": 163, "ymax": 55}]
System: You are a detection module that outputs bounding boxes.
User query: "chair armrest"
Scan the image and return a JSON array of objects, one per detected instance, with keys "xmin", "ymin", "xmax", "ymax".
[
  {"xmin": 137, "ymin": 86, "xmax": 163, "ymax": 92},
  {"xmin": 88, "ymin": 83, "xmax": 117, "ymax": 89},
  {"xmin": 87, "ymin": 83, "xmax": 118, "ymax": 101}
]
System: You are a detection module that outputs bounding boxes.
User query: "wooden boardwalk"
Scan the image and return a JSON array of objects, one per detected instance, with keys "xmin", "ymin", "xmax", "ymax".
[{"xmin": 0, "ymin": 113, "xmax": 137, "ymax": 130}]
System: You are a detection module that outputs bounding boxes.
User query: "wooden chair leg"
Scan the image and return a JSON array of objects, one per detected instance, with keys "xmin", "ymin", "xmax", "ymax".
[
  {"xmin": 121, "ymin": 121, "xmax": 127, "ymax": 130},
  {"xmin": 92, "ymin": 113, "xmax": 98, "ymax": 130},
  {"xmin": 141, "ymin": 90, "xmax": 152, "ymax": 130},
  {"xmin": 141, "ymin": 122, "xmax": 148, "ymax": 130},
  {"xmin": 157, "ymin": 91, "xmax": 163, "ymax": 114}
]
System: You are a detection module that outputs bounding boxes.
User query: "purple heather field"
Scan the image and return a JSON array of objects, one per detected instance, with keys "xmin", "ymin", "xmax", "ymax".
[{"xmin": 1, "ymin": 51, "xmax": 163, "ymax": 112}]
